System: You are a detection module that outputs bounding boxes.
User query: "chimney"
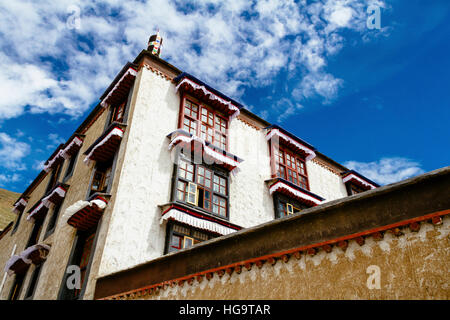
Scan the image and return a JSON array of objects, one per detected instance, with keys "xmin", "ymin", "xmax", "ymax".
[{"xmin": 147, "ymin": 31, "xmax": 163, "ymax": 57}]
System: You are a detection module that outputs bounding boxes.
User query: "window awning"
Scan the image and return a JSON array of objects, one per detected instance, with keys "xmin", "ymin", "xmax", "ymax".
[
  {"xmin": 266, "ymin": 127, "xmax": 316, "ymax": 161},
  {"xmin": 12, "ymin": 198, "xmax": 28, "ymax": 214},
  {"xmin": 175, "ymin": 74, "xmax": 241, "ymax": 121},
  {"xmin": 44, "ymin": 135, "xmax": 84, "ymax": 172},
  {"xmin": 20, "ymin": 244, "xmax": 51, "ymax": 265},
  {"xmin": 27, "ymin": 200, "xmax": 50, "ymax": 222},
  {"xmin": 43, "ymin": 146, "xmax": 65, "ymax": 173},
  {"xmin": 84, "ymin": 125, "xmax": 125, "ymax": 165},
  {"xmin": 4, "ymin": 244, "xmax": 50, "ymax": 276},
  {"xmin": 268, "ymin": 179, "xmax": 324, "ymax": 207},
  {"xmin": 160, "ymin": 204, "xmax": 242, "ymax": 236},
  {"xmin": 42, "ymin": 185, "xmax": 68, "ymax": 207},
  {"xmin": 100, "ymin": 66, "xmax": 138, "ymax": 108},
  {"xmin": 4, "ymin": 256, "xmax": 29, "ymax": 276},
  {"xmin": 61, "ymin": 136, "xmax": 83, "ymax": 159},
  {"xmin": 342, "ymin": 171, "xmax": 378, "ymax": 190},
  {"xmin": 65, "ymin": 196, "xmax": 108, "ymax": 231},
  {"xmin": 167, "ymin": 130, "xmax": 243, "ymax": 174}
]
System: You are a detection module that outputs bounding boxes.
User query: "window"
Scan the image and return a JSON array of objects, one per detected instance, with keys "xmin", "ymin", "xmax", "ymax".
[
  {"xmin": 44, "ymin": 202, "xmax": 63, "ymax": 238},
  {"xmin": 45, "ymin": 162, "xmax": 62, "ymax": 195},
  {"xmin": 63, "ymin": 149, "xmax": 79, "ymax": 181},
  {"xmin": 110, "ymin": 101, "xmax": 126, "ymax": 124},
  {"xmin": 275, "ymin": 147, "xmax": 309, "ymax": 190},
  {"xmin": 8, "ymin": 272, "xmax": 26, "ymax": 300},
  {"xmin": 347, "ymin": 183, "xmax": 365, "ymax": 196},
  {"xmin": 24, "ymin": 264, "xmax": 42, "ymax": 300},
  {"xmin": 59, "ymin": 229, "xmax": 97, "ymax": 300},
  {"xmin": 181, "ymin": 98, "xmax": 228, "ymax": 150},
  {"xmin": 26, "ymin": 218, "xmax": 44, "ymax": 248},
  {"xmin": 167, "ymin": 223, "xmax": 213, "ymax": 253},
  {"xmin": 274, "ymin": 194, "xmax": 309, "ymax": 219},
  {"xmin": 11, "ymin": 211, "xmax": 24, "ymax": 234},
  {"xmin": 89, "ymin": 160, "xmax": 113, "ymax": 196},
  {"xmin": 175, "ymin": 157, "xmax": 229, "ymax": 218}
]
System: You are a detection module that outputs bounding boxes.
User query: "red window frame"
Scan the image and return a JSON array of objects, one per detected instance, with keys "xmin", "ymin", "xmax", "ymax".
[
  {"xmin": 179, "ymin": 95, "xmax": 229, "ymax": 151},
  {"xmin": 274, "ymin": 147, "xmax": 309, "ymax": 190}
]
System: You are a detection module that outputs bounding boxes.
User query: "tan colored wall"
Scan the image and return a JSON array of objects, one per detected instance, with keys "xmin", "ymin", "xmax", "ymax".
[
  {"xmin": 0, "ymin": 107, "xmax": 109, "ymax": 300},
  {"xmin": 136, "ymin": 216, "xmax": 449, "ymax": 300}
]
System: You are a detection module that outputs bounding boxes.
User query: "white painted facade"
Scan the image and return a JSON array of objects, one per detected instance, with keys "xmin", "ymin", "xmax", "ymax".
[{"xmin": 97, "ymin": 64, "xmax": 351, "ymax": 277}]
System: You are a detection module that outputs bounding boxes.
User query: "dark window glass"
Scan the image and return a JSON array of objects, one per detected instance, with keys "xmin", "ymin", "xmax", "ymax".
[
  {"xmin": 24, "ymin": 264, "xmax": 42, "ymax": 299},
  {"xmin": 275, "ymin": 148, "xmax": 309, "ymax": 190},
  {"xmin": 176, "ymin": 158, "xmax": 228, "ymax": 218},
  {"xmin": 63, "ymin": 150, "xmax": 79, "ymax": 180},
  {"xmin": 167, "ymin": 223, "xmax": 213, "ymax": 253}
]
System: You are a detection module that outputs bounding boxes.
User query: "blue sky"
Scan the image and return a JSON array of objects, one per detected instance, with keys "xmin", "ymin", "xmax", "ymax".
[{"xmin": 0, "ymin": 0, "xmax": 449, "ymax": 193}]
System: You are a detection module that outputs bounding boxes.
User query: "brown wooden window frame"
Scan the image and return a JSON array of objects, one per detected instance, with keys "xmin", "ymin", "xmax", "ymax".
[
  {"xmin": 165, "ymin": 222, "xmax": 214, "ymax": 254},
  {"xmin": 179, "ymin": 95, "xmax": 229, "ymax": 151},
  {"xmin": 89, "ymin": 160, "xmax": 113, "ymax": 197},
  {"xmin": 274, "ymin": 146, "xmax": 309, "ymax": 190},
  {"xmin": 274, "ymin": 193, "xmax": 310, "ymax": 219},
  {"xmin": 175, "ymin": 155, "xmax": 229, "ymax": 219},
  {"xmin": 110, "ymin": 100, "xmax": 126, "ymax": 124}
]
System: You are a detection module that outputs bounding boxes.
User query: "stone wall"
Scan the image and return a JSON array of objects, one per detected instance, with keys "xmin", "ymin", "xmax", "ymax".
[
  {"xmin": 146, "ymin": 216, "xmax": 449, "ymax": 300},
  {"xmin": 0, "ymin": 107, "xmax": 109, "ymax": 300},
  {"xmin": 93, "ymin": 167, "xmax": 450, "ymax": 300}
]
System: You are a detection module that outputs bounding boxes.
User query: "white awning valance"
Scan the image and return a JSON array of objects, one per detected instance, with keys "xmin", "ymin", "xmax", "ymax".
[
  {"xmin": 12, "ymin": 198, "xmax": 28, "ymax": 214},
  {"xmin": 266, "ymin": 129, "xmax": 316, "ymax": 161},
  {"xmin": 269, "ymin": 181, "xmax": 323, "ymax": 206},
  {"xmin": 161, "ymin": 208, "xmax": 238, "ymax": 236},
  {"xmin": 343, "ymin": 173, "xmax": 377, "ymax": 189},
  {"xmin": 168, "ymin": 134, "xmax": 242, "ymax": 175},
  {"xmin": 84, "ymin": 127, "xmax": 124, "ymax": 165},
  {"xmin": 42, "ymin": 186, "xmax": 67, "ymax": 207},
  {"xmin": 101, "ymin": 67, "xmax": 138, "ymax": 108},
  {"xmin": 176, "ymin": 78, "xmax": 240, "ymax": 120}
]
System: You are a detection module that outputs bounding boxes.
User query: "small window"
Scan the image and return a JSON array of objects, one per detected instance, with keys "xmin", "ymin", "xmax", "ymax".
[
  {"xmin": 12, "ymin": 211, "xmax": 24, "ymax": 234},
  {"xmin": 9, "ymin": 273, "xmax": 26, "ymax": 300},
  {"xmin": 24, "ymin": 264, "xmax": 42, "ymax": 300},
  {"xmin": 89, "ymin": 161, "xmax": 112, "ymax": 196},
  {"xmin": 26, "ymin": 219, "xmax": 44, "ymax": 248},
  {"xmin": 45, "ymin": 202, "xmax": 63, "ymax": 238},
  {"xmin": 45, "ymin": 162, "xmax": 62, "ymax": 195},
  {"xmin": 111, "ymin": 101, "xmax": 126, "ymax": 123},
  {"xmin": 286, "ymin": 203, "xmax": 294, "ymax": 215},
  {"xmin": 186, "ymin": 182, "xmax": 198, "ymax": 205},
  {"xmin": 183, "ymin": 236, "xmax": 194, "ymax": 249},
  {"xmin": 63, "ymin": 150, "xmax": 79, "ymax": 181},
  {"xmin": 167, "ymin": 223, "xmax": 214, "ymax": 253}
]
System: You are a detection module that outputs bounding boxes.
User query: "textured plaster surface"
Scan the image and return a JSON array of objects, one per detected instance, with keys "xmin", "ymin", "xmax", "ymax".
[
  {"xmin": 0, "ymin": 109, "xmax": 109, "ymax": 300},
  {"xmin": 97, "ymin": 68, "xmax": 180, "ymax": 277},
  {"xmin": 140, "ymin": 217, "xmax": 450, "ymax": 300},
  {"xmin": 307, "ymin": 160, "xmax": 348, "ymax": 202}
]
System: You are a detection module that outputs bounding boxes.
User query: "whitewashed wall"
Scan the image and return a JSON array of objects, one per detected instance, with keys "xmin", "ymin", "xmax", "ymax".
[
  {"xmin": 228, "ymin": 119, "xmax": 274, "ymax": 227},
  {"xmin": 98, "ymin": 68, "xmax": 180, "ymax": 276},
  {"xmin": 97, "ymin": 67, "xmax": 347, "ymax": 277},
  {"xmin": 307, "ymin": 160, "xmax": 348, "ymax": 202}
]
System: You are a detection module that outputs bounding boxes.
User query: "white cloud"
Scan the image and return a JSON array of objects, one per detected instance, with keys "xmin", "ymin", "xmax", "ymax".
[
  {"xmin": 0, "ymin": 132, "xmax": 30, "ymax": 171},
  {"xmin": 0, "ymin": 173, "xmax": 22, "ymax": 188},
  {"xmin": 0, "ymin": 0, "xmax": 387, "ymax": 122},
  {"xmin": 344, "ymin": 157, "xmax": 425, "ymax": 185},
  {"xmin": 33, "ymin": 160, "xmax": 45, "ymax": 171}
]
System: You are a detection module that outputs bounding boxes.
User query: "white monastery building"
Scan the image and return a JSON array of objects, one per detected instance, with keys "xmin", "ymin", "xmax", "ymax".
[{"xmin": 0, "ymin": 33, "xmax": 379, "ymax": 300}]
